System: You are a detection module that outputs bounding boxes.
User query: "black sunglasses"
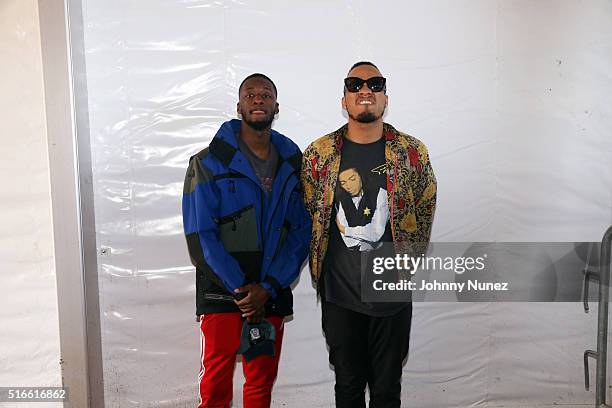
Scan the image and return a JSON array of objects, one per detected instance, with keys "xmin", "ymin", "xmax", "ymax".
[{"xmin": 344, "ymin": 76, "xmax": 386, "ymax": 93}]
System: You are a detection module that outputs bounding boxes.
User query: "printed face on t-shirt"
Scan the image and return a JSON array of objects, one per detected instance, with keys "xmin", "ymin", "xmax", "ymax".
[{"xmin": 338, "ymin": 168, "xmax": 363, "ymax": 197}]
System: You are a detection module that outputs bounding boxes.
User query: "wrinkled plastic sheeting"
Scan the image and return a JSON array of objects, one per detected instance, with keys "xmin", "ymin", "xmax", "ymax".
[
  {"xmin": 82, "ymin": 0, "xmax": 612, "ymax": 406},
  {"xmin": 0, "ymin": 0, "xmax": 62, "ymax": 398}
]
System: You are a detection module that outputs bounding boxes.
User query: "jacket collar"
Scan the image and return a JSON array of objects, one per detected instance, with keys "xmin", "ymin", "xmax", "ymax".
[
  {"xmin": 325, "ymin": 122, "xmax": 404, "ymax": 160},
  {"xmin": 209, "ymin": 119, "xmax": 301, "ymax": 172}
]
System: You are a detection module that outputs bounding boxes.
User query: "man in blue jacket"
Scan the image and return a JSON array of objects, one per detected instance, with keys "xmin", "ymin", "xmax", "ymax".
[{"xmin": 182, "ymin": 73, "xmax": 311, "ymax": 408}]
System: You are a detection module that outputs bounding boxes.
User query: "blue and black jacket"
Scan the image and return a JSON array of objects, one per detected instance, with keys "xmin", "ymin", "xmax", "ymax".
[{"xmin": 182, "ymin": 119, "xmax": 311, "ymax": 316}]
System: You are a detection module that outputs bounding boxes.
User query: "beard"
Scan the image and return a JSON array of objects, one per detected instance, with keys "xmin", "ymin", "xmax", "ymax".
[
  {"xmin": 350, "ymin": 111, "xmax": 378, "ymax": 123},
  {"xmin": 348, "ymin": 105, "xmax": 386, "ymax": 124},
  {"xmin": 242, "ymin": 110, "xmax": 275, "ymax": 131}
]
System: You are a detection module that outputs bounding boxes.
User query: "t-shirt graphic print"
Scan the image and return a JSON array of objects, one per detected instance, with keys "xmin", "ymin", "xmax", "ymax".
[{"xmin": 322, "ymin": 136, "xmax": 408, "ymax": 316}]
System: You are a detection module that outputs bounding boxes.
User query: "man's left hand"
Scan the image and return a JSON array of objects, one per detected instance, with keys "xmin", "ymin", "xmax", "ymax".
[{"xmin": 234, "ymin": 284, "xmax": 271, "ymax": 317}]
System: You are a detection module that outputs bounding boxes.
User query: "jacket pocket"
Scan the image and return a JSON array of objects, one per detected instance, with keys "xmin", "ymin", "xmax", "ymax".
[
  {"xmin": 216, "ymin": 205, "xmax": 259, "ymax": 253},
  {"xmin": 274, "ymin": 220, "xmax": 291, "ymax": 257}
]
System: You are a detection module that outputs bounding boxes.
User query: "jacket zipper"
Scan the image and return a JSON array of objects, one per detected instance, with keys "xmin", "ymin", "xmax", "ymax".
[
  {"xmin": 265, "ymin": 169, "xmax": 296, "ymax": 243},
  {"xmin": 203, "ymin": 293, "xmax": 235, "ymax": 302}
]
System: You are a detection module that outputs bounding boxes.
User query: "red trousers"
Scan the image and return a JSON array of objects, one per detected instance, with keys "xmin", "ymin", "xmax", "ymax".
[{"xmin": 198, "ymin": 313, "xmax": 284, "ymax": 408}]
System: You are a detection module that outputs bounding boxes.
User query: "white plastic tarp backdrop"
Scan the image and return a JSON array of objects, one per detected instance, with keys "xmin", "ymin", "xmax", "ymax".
[{"xmin": 81, "ymin": 1, "xmax": 612, "ymax": 407}]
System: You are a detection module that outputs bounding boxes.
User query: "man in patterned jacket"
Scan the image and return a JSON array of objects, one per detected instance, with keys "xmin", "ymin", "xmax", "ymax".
[{"xmin": 301, "ymin": 62, "xmax": 437, "ymax": 408}]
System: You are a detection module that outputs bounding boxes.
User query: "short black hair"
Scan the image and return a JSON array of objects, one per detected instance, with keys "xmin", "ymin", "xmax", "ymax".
[
  {"xmin": 347, "ymin": 61, "xmax": 380, "ymax": 75},
  {"xmin": 238, "ymin": 73, "xmax": 278, "ymax": 97}
]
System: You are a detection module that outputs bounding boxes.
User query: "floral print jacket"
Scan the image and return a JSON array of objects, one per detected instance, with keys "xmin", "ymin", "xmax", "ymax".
[{"xmin": 301, "ymin": 122, "xmax": 437, "ymax": 286}]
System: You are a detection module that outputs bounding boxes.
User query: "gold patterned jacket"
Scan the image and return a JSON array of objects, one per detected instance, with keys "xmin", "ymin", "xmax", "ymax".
[{"xmin": 301, "ymin": 122, "xmax": 437, "ymax": 286}]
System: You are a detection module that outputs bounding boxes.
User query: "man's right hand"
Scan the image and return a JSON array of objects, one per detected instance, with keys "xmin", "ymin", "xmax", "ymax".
[{"xmin": 234, "ymin": 284, "xmax": 271, "ymax": 317}]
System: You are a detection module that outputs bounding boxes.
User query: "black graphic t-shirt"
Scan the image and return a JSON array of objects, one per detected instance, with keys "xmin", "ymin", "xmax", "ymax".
[{"xmin": 322, "ymin": 136, "xmax": 408, "ymax": 316}]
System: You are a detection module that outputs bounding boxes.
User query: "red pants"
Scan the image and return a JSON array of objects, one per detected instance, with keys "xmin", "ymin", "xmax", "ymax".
[{"xmin": 198, "ymin": 313, "xmax": 284, "ymax": 408}]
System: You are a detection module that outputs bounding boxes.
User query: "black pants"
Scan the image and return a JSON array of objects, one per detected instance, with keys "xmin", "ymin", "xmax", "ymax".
[{"xmin": 322, "ymin": 301, "xmax": 412, "ymax": 408}]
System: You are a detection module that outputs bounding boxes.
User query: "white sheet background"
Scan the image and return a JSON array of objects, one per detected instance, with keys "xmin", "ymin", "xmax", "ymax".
[{"xmin": 81, "ymin": 1, "xmax": 612, "ymax": 406}]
